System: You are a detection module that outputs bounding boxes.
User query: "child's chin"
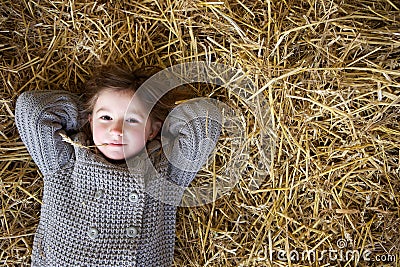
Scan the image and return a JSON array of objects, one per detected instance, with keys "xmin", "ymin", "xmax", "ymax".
[
  {"xmin": 100, "ymin": 151, "xmax": 125, "ymax": 161},
  {"xmin": 107, "ymin": 155, "xmax": 125, "ymax": 161},
  {"xmin": 98, "ymin": 147, "xmax": 144, "ymax": 162}
]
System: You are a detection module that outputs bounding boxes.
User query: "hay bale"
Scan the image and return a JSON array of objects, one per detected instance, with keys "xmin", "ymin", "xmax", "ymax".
[{"xmin": 1, "ymin": 0, "xmax": 399, "ymax": 266}]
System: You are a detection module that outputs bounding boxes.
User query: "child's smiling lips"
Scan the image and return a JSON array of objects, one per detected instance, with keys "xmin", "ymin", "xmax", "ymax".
[{"xmin": 105, "ymin": 142, "xmax": 126, "ymax": 146}]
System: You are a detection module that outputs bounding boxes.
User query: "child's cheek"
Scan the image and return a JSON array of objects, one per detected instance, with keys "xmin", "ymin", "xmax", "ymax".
[
  {"xmin": 92, "ymin": 122, "xmax": 106, "ymax": 145},
  {"xmin": 132, "ymin": 129, "xmax": 146, "ymax": 147}
]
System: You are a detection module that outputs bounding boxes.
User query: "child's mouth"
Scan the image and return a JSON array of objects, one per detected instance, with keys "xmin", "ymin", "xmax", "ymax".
[{"xmin": 106, "ymin": 143, "xmax": 126, "ymax": 146}]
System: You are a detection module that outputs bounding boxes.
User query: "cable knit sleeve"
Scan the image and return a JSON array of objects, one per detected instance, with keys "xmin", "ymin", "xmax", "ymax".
[
  {"xmin": 15, "ymin": 90, "xmax": 83, "ymax": 176},
  {"xmin": 162, "ymin": 98, "xmax": 222, "ymax": 188}
]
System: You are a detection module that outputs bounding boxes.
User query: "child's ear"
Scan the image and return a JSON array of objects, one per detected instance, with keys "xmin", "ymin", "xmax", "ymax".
[{"xmin": 148, "ymin": 121, "xmax": 162, "ymax": 140}]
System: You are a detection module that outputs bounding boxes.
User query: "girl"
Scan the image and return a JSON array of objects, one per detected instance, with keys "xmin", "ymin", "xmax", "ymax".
[{"xmin": 15, "ymin": 64, "xmax": 222, "ymax": 267}]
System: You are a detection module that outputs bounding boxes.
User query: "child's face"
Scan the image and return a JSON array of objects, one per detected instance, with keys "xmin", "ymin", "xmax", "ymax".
[{"xmin": 89, "ymin": 89, "xmax": 160, "ymax": 161}]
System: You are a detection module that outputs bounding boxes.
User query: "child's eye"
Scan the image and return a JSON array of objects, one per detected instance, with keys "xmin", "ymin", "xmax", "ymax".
[
  {"xmin": 100, "ymin": 115, "xmax": 112, "ymax": 121},
  {"xmin": 127, "ymin": 118, "xmax": 139, "ymax": 123}
]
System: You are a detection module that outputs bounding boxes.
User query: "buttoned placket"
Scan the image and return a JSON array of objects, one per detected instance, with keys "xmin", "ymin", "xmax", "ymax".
[
  {"xmin": 87, "ymin": 189, "xmax": 142, "ymax": 240},
  {"xmin": 84, "ymin": 155, "xmax": 146, "ymax": 264}
]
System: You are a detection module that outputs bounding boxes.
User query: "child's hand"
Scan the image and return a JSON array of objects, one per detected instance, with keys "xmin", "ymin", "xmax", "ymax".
[
  {"xmin": 161, "ymin": 98, "xmax": 222, "ymax": 175},
  {"xmin": 163, "ymin": 98, "xmax": 222, "ymax": 138}
]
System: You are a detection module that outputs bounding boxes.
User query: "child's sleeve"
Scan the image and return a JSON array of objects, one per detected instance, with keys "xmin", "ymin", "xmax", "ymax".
[
  {"xmin": 15, "ymin": 90, "xmax": 83, "ymax": 176},
  {"xmin": 163, "ymin": 98, "xmax": 222, "ymax": 188}
]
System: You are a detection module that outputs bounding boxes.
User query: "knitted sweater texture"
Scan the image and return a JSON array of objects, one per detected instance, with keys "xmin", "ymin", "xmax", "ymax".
[{"xmin": 15, "ymin": 91, "xmax": 221, "ymax": 267}]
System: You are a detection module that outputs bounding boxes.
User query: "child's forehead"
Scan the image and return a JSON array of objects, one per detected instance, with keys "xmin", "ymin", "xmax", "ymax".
[
  {"xmin": 98, "ymin": 88, "xmax": 135, "ymax": 98},
  {"xmin": 94, "ymin": 89, "xmax": 147, "ymax": 114}
]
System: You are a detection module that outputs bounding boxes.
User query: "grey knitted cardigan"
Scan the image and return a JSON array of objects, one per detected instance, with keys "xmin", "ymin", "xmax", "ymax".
[{"xmin": 15, "ymin": 90, "xmax": 221, "ymax": 267}]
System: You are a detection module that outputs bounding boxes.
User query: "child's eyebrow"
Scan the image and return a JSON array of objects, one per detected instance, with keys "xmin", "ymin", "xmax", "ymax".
[
  {"xmin": 126, "ymin": 111, "xmax": 145, "ymax": 120},
  {"xmin": 125, "ymin": 106, "xmax": 147, "ymax": 119},
  {"xmin": 94, "ymin": 107, "xmax": 110, "ymax": 114}
]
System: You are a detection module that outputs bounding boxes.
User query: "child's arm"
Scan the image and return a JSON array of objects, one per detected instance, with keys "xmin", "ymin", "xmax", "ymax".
[
  {"xmin": 163, "ymin": 98, "xmax": 222, "ymax": 187},
  {"xmin": 15, "ymin": 90, "xmax": 83, "ymax": 176}
]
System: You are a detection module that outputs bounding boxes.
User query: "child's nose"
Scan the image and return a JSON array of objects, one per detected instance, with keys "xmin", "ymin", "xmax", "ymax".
[{"xmin": 109, "ymin": 121, "xmax": 123, "ymax": 136}]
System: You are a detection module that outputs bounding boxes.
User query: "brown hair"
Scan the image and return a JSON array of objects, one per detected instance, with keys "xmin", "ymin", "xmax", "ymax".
[{"xmin": 84, "ymin": 64, "xmax": 195, "ymax": 124}]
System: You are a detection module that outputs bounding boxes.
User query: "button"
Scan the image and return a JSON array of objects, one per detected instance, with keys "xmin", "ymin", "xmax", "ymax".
[
  {"xmin": 126, "ymin": 227, "xmax": 137, "ymax": 238},
  {"xmin": 94, "ymin": 189, "xmax": 104, "ymax": 199},
  {"xmin": 129, "ymin": 193, "xmax": 139, "ymax": 203},
  {"xmin": 88, "ymin": 227, "xmax": 99, "ymax": 239}
]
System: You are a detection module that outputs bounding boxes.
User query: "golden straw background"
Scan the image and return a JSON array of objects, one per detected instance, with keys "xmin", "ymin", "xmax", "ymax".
[{"xmin": 1, "ymin": 0, "xmax": 400, "ymax": 266}]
